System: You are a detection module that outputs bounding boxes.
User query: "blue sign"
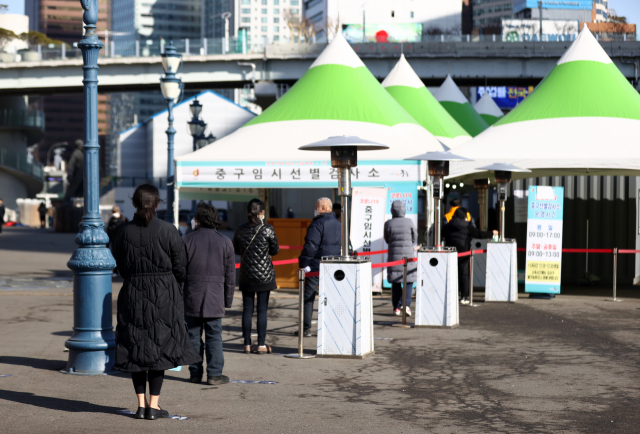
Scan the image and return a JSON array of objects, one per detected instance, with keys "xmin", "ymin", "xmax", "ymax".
[
  {"xmin": 525, "ymin": 186, "xmax": 565, "ymax": 294},
  {"xmin": 514, "ymin": 0, "xmax": 593, "ymax": 14},
  {"xmin": 477, "ymin": 86, "xmax": 534, "ymax": 110}
]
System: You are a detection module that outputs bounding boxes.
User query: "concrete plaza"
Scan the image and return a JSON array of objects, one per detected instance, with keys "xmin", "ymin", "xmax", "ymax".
[{"xmin": 1, "ymin": 227, "xmax": 639, "ymax": 433}]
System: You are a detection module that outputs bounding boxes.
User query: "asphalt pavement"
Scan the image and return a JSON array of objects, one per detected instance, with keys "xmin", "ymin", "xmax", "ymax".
[{"xmin": 1, "ymin": 227, "xmax": 639, "ymax": 433}]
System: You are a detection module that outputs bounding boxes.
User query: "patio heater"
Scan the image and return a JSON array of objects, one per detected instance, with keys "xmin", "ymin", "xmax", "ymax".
[
  {"xmin": 299, "ymin": 136, "xmax": 388, "ymax": 359},
  {"xmin": 405, "ymin": 151, "xmax": 470, "ymax": 328},
  {"xmin": 476, "ymin": 163, "xmax": 530, "ymax": 303}
]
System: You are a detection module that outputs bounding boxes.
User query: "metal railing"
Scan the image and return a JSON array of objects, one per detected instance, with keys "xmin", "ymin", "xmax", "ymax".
[
  {"xmin": 0, "ymin": 109, "xmax": 45, "ymax": 130},
  {"xmin": 0, "ymin": 147, "xmax": 44, "ymax": 181},
  {"xmin": 2, "ymin": 32, "xmax": 636, "ymax": 64}
]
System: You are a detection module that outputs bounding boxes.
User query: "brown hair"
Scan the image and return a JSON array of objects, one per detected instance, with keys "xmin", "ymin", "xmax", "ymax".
[{"xmin": 131, "ymin": 184, "xmax": 162, "ymax": 226}]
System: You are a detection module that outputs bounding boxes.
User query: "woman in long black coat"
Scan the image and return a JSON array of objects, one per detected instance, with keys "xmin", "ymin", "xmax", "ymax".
[
  {"xmin": 113, "ymin": 184, "xmax": 200, "ymax": 420},
  {"xmin": 232, "ymin": 199, "xmax": 279, "ymax": 355}
]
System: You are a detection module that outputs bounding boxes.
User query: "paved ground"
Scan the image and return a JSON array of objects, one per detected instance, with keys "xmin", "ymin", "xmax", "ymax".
[{"xmin": 1, "ymin": 227, "xmax": 640, "ymax": 433}]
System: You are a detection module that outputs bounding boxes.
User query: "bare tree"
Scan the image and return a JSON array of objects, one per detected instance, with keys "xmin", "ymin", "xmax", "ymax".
[
  {"xmin": 284, "ymin": 10, "xmax": 317, "ymax": 43},
  {"xmin": 324, "ymin": 17, "xmax": 341, "ymax": 40}
]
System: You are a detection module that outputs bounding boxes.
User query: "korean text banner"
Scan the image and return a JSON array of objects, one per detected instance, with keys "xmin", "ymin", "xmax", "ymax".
[
  {"xmin": 525, "ymin": 186, "xmax": 564, "ymax": 294},
  {"xmin": 177, "ymin": 160, "xmax": 421, "ymax": 188},
  {"xmin": 514, "ymin": 0, "xmax": 593, "ymax": 13},
  {"xmin": 351, "ymin": 187, "xmax": 388, "ymax": 292},
  {"xmin": 477, "ymin": 86, "xmax": 534, "ymax": 110},
  {"xmin": 342, "ymin": 23, "xmax": 422, "ymax": 43}
]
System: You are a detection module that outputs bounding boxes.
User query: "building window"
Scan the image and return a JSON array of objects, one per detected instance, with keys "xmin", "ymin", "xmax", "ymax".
[
  {"xmin": 391, "ymin": 11, "xmax": 394, "ymax": 18},
  {"xmin": 274, "ymin": 17, "xmax": 279, "ymax": 23},
  {"xmin": 262, "ymin": 8, "xmax": 267, "ymax": 13},
  {"xmin": 274, "ymin": 26, "xmax": 279, "ymax": 32},
  {"xmin": 290, "ymin": 0, "xmax": 298, "ymax": 4},
  {"xmin": 273, "ymin": 8, "xmax": 279, "ymax": 14},
  {"xmin": 410, "ymin": 11, "xmax": 414, "ymax": 18},
  {"xmin": 273, "ymin": 35, "xmax": 280, "ymax": 41},
  {"xmin": 242, "ymin": 0, "xmax": 250, "ymax": 4},
  {"xmin": 261, "ymin": 26, "xmax": 268, "ymax": 32},
  {"xmin": 308, "ymin": 11, "xmax": 323, "ymax": 23},
  {"xmin": 274, "ymin": 0, "xmax": 279, "ymax": 4},
  {"xmin": 242, "ymin": 8, "xmax": 251, "ymax": 13},
  {"xmin": 291, "ymin": 8, "xmax": 299, "ymax": 14},
  {"xmin": 242, "ymin": 17, "xmax": 251, "ymax": 23},
  {"xmin": 262, "ymin": 17, "xmax": 267, "ymax": 23},
  {"xmin": 262, "ymin": 0, "xmax": 267, "ymax": 4}
]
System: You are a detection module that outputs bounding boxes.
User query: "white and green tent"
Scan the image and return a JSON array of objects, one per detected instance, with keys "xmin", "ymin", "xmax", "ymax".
[
  {"xmin": 382, "ymin": 54, "xmax": 471, "ymax": 149},
  {"xmin": 473, "ymin": 93, "xmax": 504, "ymax": 126},
  {"xmin": 435, "ymin": 75, "xmax": 490, "ymax": 137},
  {"xmin": 449, "ymin": 26, "xmax": 640, "ymax": 181},
  {"xmin": 175, "ymin": 33, "xmax": 444, "ymax": 195}
]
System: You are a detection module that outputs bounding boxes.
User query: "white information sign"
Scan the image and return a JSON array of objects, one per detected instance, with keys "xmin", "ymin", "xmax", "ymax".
[
  {"xmin": 350, "ymin": 187, "xmax": 387, "ymax": 293},
  {"xmin": 513, "ymin": 189, "xmax": 528, "ymax": 223}
]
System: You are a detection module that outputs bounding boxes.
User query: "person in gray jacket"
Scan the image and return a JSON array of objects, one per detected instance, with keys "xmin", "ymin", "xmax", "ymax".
[
  {"xmin": 183, "ymin": 203, "xmax": 235, "ymax": 386},
  {"xmin": 384, "ymin": 200, "xmax": 417, "ymax": 316}
]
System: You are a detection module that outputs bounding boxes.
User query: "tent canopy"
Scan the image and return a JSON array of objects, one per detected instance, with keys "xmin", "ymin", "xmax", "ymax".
[
  {"xmin": 434, "ymin": 75, "xmax": 489, "ymax": 137},
  {"xmin": 473, "ymin": 93, "xmax": 504, "ymax": 126},
  {"xmin": 382, "ymin": 54, "xmax": 471, "ymax": 149},
  {"xmin": 176, "ymin": 34, "xmax": 445, "ymax": 189},
  {"xmin": 448, "ymin": 26, "xmax": 640, "ymax": 182}
]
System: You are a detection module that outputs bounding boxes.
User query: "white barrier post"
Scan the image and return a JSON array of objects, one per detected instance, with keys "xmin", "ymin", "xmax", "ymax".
[
  {"xmin": 607, "ymin": 248, "xmax": 621, "ymax": 302},
  {"xmin": 285, "ymin": 269, "xmax": 315, "ymax": 359}
]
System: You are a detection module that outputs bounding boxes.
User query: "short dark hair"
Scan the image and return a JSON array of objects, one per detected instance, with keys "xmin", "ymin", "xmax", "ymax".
[
  {"xmin": 247, "ymin": 198, "xmax": 265, "ymax": 225},
  {"xmin": 131, "ymin": 183, "xmax": 163, "ymax": 226},
  {"xmin": 450, "ymin": 198, "xmax": 461, "ymax": 207},
  {"xmin": 196, "ymin": 202, "xmax": 220, "ymax": 229},
  {"xmin": 454, "ymin": 207, "xmax": 468, "ymax": 220}
]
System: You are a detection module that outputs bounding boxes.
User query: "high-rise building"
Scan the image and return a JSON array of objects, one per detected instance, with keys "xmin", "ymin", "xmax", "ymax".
[
  {"xmin": 513, "ymin": 0, "xmax": 595, "ymax": 21},
  {"xmin": 25, "ymin": 0, "xmax": 112, "ymax": 177},
  {"xmin": 472, "ymin": 0, "xmax": 513, "ymax": 34},
  {"xmin": 236, "ymin": 0, "xmax": 303, "ymax": 43}
]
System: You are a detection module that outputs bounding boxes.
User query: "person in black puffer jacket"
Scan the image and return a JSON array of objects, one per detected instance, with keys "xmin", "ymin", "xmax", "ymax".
[
  {"xmin": 113, "ymin": 184, "xmax": 201, "ymax": 420},
  {"xmin": 232, "ymin": 198, "xmax": 279, "ymax": 354},
  {"xmin": 443, "ymin": 207, "xmax": 497, "ymax": 304},
  {"xmin": 297, "ymin": 197, "xmax": 342, "ymax": 336}
]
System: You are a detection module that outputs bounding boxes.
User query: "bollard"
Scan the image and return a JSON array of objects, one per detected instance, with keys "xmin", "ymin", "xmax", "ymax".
[
  {"xmin": 285, "ymin": 269, "xmax": 315, "ymax": 359},
  {"xmin": 469, "ymin": 250, "xmax": 479, "ymax": 307},
  {"xmin": 606, "ymin": 248, "xmax": 621, "ymax": 302},
  {"xmin": 392, "ymin": 258, "xmax": 411, "ymax": 328}
]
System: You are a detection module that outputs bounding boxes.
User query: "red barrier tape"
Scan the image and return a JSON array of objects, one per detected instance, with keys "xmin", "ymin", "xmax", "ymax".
[
  {"xmin": 562, "ymin": 248, "xmax": 614, "ymax": 253},
  {"xmin": 619, "ymin": 249, "xmax": 640, "ymax": 254},
  {"xmin": 373, "ymin": 259, "xmax": 404, "ymax": 269},
  {"xmin": 458, "ymin": 249, "xmax": 487, "ymax": 258},
  {"xmin": 278, "ymin": 245, "xmax": 304, "ymax": 250},
  {"xmin": 354, "ymin": 249, "xmax": 389, "ymax": 257}
]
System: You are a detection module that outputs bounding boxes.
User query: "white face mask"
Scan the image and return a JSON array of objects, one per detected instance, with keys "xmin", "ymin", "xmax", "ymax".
[
  {"xmin": 313, "ymin": 210, "xmax": 319, "ymax": 217},
  {"xmin": 191, "ymin": 218, "xmax": 197, "ymax": 230},
  {"xmin": 113, "ymin": 213, "xmax": 120, "ymax": 218},
  {"xmin": 258, "ymin": 214, "xmax": 265, "ymax": 222}
]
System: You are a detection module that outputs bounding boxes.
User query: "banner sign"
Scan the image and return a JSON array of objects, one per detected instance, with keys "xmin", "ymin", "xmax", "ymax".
[
  {"xmin": 177, "ymin": 161, "xmax": 420, "ymax": 188},
  {"xmin": 342, "ymin": 23, "xmax": 422, "ymax": 43},
  {"xmin": 382, "ymin": 183, "xmax": 419, "ymax": 288},
  {"xmin": 477, "ymin": 86, "xmax": 534, "ymax": 110},
  {"xmin": 525, "ymin": 186, "xmax": 564, "ymax": 294},
  {"xmin": 351, "ymin": 187, "xmax": 388, "ymax": 293},
  {"xmin": 514, "ymin": 0, "xmax": 593, "ymax": 13},
  {"xmin": 502, "ymin": 19, "xmax": 579, "ymax": 42}
]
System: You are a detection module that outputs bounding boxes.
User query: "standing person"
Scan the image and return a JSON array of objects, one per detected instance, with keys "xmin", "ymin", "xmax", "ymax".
[
  {"xmin": 107, "ymin": 206, "xmax": 128, "ymax": 276},
  {"xmin": 384, "ymin": 200, "xmax": 417, "ymax": 316},
  {"xmin": 113, "ymin": 184, "xmax": 200, "ymax": 420},
  {"xmin": 183, "ymin": 203, "xmax": 235, "ymax": 385},
  {"xmin": 233, "ymin": 199, "xmax": 280, "ymax": 354},
  {"xmin": 443, "ymin": 207, "xmax": 498, "ymax": 305},
  {"xmin": 444, "ymin": 198, "xmax": 474, "ymax": 226},
  {"xmin": 38, "ymin": 202, "xmax": 47, "ymax": 228},
  {"xmin": 297, "ymin": 198, "xmax": 341, "ymax": 337},
  {"xmin": 0, "ymin": 198, "xmax": 5, "ymax": 236}
]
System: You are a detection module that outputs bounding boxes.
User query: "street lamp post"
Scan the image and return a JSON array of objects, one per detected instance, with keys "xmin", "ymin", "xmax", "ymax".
[
  {"xmin": 63, "ymin": 0, "xmax": 116, "ymax": 375},
  {"xmin": 188, "ymin": 98, "xmax": 206, "ymax": 215},
  {"xmin": 160, "ymin": 41, "xmax": 183, "ymax": 225}
]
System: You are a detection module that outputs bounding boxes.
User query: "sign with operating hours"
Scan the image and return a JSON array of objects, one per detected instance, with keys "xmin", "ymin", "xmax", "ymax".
[
  {"xmin": 525, "ymin": 186, "xmax": 564, "ymax": 294},
  {"xmin": 176, "ymin": 161, "xmax": 420, "ymax": 187}
]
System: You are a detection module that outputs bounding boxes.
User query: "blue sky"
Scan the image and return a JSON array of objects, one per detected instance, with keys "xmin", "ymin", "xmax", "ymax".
[{"xmin": 2, "ymin": 0, "xmax": 639, "ymax": 32}]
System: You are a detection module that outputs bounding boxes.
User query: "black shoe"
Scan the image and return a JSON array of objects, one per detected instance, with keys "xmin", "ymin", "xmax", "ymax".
[
  {"xmin": 145, "ymin": 407, "xmax": 169, "ymax": 420},
  {"xmin": 134, "ymin": 407, "xmax": 145, "ymax": 419},
  {"xmin": 293, "ymin": 330, "xmax": 312, "ymax": 337},
  {"xmin": 207, "ymin": 375, "xmax": 230, "ymax": 385},
  {"xmin": 189, "ymin": 376, "xmax": 202, "ymax": 383}
]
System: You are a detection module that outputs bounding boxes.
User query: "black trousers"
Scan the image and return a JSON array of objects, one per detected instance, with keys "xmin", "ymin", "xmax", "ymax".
[
  {"xmin": 131, "ymin": 370, "xmax": 165, "ymax": 396},
  {"xmin": 458, "ymin": 256, "xmax": 470, "ymax": 298},
  {"xmin": 391, "ymin": 282, "xmax": 414, "ymax": 310},
  {"xmin": 242, "ymin": 291, "xmax": 270, "ymax": 346},
  {"xmin": 303, "ymin": 276, "xmax": 319, "ymax": 332}
]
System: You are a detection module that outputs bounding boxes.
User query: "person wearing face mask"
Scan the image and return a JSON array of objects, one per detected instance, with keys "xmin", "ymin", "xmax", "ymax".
[
  {"xmin": 107, "ymin": 205, "xmax": 128, "ymax": 276},
  {"xmin": 232, "ymin": 199, "xmax": 280, "ymax": 354},
  {"xmin": 182, "ymin": 203, "xmax": 235, "ymax": 385},
  {"xmin": 297, "ymin": 197, "xmax": 342, "ymax": 337}
]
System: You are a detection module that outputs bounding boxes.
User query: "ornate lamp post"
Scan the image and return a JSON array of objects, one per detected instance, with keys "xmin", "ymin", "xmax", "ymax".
[
  {"xmin": 160, "ymin": 41, "xmax": 183, "ymax": 225},
  {"xmin": 188, "ymin": 99, "xmax": 206, "ymax": 215},
  {"xmin": 63, "ymin": 0, "xmax": 116, "ymax": 375}
]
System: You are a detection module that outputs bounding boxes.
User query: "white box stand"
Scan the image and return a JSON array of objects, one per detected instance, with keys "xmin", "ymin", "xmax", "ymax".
[
  {"xmin": 415, "ymin": 249, "xmax": 459, "ymax": 328},
  {"xmin": 317, "ymin": 258, "xmax": 374, "ymax": 359},
  {"xmin": 471, "ymin": 238, "xmax": 488, "ymax": 287},
  {"xmin": 485, "ymin": 240, "xmax": 518, "ymax": 302}
]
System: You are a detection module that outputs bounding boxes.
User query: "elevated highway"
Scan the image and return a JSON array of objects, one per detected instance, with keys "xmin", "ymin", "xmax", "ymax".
[{"xmin": 0, "ymin": 41, "xmax": 638, "ymax": 95}]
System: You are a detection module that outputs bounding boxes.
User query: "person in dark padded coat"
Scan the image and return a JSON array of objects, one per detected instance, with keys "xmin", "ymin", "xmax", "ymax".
[
  {"xmin": 233, "ymin": 198, "xmax": 279, "ymax": 355},
  {"xmin": 113, "ymin": 184, "xmax": 201, "ymax": 421},
  {"xmin": 183, "ymin": 202, "xmax": 235, "ymax": 385},
  {"xmin": 443, "ymin": 207, "xmax": 498, "ymax": 305},
  {"xmin": 384, "ymin": 200, "xmax": 418, "ymax": 317},
  {"xmin": 297, "ymin": 197, "xmax": 342, "ymax": 337}
]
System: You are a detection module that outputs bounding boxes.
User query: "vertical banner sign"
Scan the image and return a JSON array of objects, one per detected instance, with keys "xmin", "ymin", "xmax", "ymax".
[
  {"xmin": 351, "ymin": 187, "xmax": 388, "ymax": 293},
  {"xmin": 525, "ymin": 186, "xmax": 564, "ymax": 294}
]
